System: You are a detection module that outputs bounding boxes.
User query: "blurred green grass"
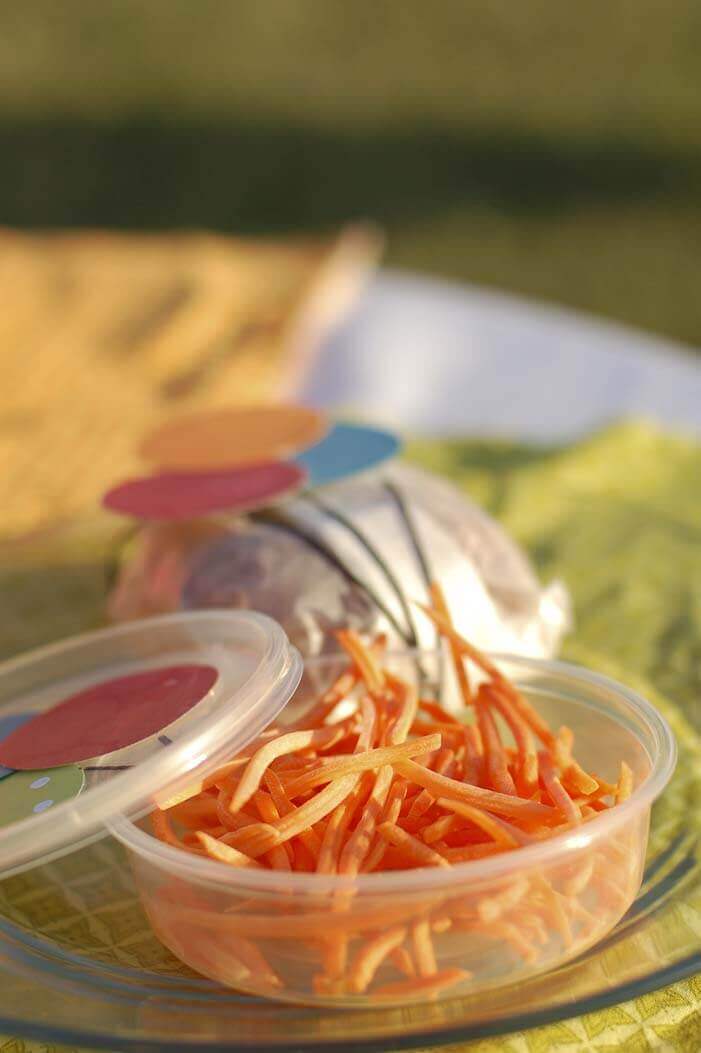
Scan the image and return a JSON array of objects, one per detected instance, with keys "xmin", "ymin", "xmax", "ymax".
[{"xmin": 1, "ymin": 0, "xmax": 701, "ymax": 345}]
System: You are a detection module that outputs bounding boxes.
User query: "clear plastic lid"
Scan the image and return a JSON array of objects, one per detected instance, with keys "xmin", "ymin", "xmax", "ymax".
[{"xmin": 0, "ymin": 611, "xmax": 302, "ymax": 878}]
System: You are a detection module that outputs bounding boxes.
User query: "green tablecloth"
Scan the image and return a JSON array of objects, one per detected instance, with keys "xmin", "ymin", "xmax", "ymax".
[{"xmin": 2, "ymin": 419, "xmax": 701, "ymax": 1052}]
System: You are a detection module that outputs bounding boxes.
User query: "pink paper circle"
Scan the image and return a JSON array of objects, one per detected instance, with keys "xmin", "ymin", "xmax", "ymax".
[
  {"xmin": 0, "ymin": 664, "xmax": 218, "ymax": 770},
  {"xmin": 102, "ymin": 462, "xmax": 306, "ymax": 521}
]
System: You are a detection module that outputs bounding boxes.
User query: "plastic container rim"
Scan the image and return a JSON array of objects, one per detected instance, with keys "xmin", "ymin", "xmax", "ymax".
[
  {"xmin": 110, "ymin": 650, "xmax": 677, "ymax": 894},
  {"xmin": 0, "ymin": 610, "xmax": 303, "ymax": 877}
]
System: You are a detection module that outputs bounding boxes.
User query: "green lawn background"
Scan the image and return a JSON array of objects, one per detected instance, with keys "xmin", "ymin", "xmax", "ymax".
[{"xmin": 1, "ymin": 1, "xmax": 701, "ymax": 346}]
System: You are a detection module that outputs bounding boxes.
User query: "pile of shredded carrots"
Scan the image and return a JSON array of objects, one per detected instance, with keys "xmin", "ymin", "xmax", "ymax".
[{"xmin": 149, "ymin": 584, "xmax": 635, "ymax": 1000}]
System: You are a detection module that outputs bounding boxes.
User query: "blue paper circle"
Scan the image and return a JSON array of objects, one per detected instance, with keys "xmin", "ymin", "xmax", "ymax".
[{"xmin": 295, "ymin": 422, "xmax": 401, "ymax": 488}]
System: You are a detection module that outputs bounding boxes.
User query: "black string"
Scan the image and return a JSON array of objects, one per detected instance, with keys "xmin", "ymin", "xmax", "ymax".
[
  {"xmin": 382, "ymin": 479, "xmax": 445, "ymax": 697},
  {"xmin": 252, "ymin": 510, "xmax": 413, "ymax": 645},
  {"xmin": 303, "ymin": 492, "xmax": 419, "ymax": 647}
]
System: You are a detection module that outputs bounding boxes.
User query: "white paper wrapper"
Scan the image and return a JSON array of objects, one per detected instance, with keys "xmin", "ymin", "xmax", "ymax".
[{"xmin": 107, "ymin": 463, "xmax": 570, "ymax": 661}]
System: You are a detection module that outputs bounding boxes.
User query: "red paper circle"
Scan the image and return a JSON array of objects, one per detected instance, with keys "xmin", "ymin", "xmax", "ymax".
[
  {"xmin": 102, "ymin": 462, "xmax": 306, "ymax": 522},
  {"xmin": 0, "ymin": 664, "xmax": 218, "ymax": 770}
]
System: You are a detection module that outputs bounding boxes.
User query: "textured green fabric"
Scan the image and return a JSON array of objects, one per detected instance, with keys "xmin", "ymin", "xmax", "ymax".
[
  {"xmin": 406, "ymin": 420, "xmax": 701, "ymax": 1052},
  {"xmin": 1, "ymin": 419, "xmax": 701, "ymax": 1052}
]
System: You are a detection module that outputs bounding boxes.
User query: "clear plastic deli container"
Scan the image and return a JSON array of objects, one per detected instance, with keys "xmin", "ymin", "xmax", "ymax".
[
  {"xmin": 0, "ymin": 611, "xmax": 676, "ymax": 1008},
  {"xmin": 107, "ymin": 646, "xmax": 675, "ymax": 1008}
]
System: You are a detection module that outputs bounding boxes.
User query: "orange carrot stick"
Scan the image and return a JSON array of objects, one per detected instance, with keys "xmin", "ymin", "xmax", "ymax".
[
  {"xmin": 433, "ymin": 797, "xmax": 523, "ymax": 847},
  {"xmin": 377, "ymin": 822, "xmax": 451, "ymax": 869},
  {"xmin": 284, "ymin": 735, "xmax": 442, "ymax": 797},
  {"xmin": 371, "ymin": 968, "xmax": 470, "ymax": 999},
  {"xmin": 347, "ymin": 926, "xmax": 408, "ymax": 993},
  {"xmin": 475, "ymin": 685, "xmax": 516, "ymax": 795},
  {"xmin": 195, "ymin": 831, "xmax": 264, "ymax": 869},
  {"xmin": 486, "ymin": 683, "xmax": 539, "ymax": 795},
  {"xmin": 417, "ymin": 605, "xmax": 555, "ymax": 748},
  {"xmin": 338, "ymin": 765, "xmax": 394, "ymax": 876},
  {"xmin": 411, "ymin": 919, "xmax": 437, "ymax": 976},
  {"xmin": 616, "ymin": 761, "xmax": 634, "ymax": 803},
  {"xmin": 538, "ymin": 751, "xmax": 581, "ymax": 824},
  {"xmin": 230, "ymin": 726, "xmax": 346, "ymax": 813},
  {"xmin": 430, "ymin": 581, "xmax": 472, "ymax": 704},
  {"xmin": 394, "ymin": 759, "xmax": 556, "ymax": 822}
]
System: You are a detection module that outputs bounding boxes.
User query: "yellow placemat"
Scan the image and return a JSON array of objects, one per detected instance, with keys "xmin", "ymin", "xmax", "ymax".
[
  {"xmin": 2, "ymin": 397, "xmax": 701, "ymax": 1052},
  {"xmin": 0, "ymin": 225, "xmax": 379, "ymax": 539}
]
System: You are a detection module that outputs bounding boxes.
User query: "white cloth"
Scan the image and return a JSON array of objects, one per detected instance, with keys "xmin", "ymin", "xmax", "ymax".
[{"xmin": 297, "ymin": 270, "xmax": 701, "ymax": 440}]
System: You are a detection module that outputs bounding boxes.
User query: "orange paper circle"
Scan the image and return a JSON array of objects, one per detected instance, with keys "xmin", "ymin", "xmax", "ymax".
[{"xmin": 139, "ymin": 406, "xmax": 328, "ymax": 471}]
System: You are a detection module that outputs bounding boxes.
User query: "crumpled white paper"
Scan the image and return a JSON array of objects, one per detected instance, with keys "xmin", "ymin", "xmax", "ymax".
[{"xmin": 108, "ymin": 463, "xmax": 570, "ymax": 662}]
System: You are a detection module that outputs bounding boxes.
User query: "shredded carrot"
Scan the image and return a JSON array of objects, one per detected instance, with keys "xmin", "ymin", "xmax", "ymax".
[
  {"xmin": 394, "ymin": 759, "xmax": 556, "ymax": 822},
  {"xmin": 362, "ymin": 780, "xmax": 407, "ymax": 872},
  {"xmin": 230, "ymin": 726, "xmax": 347, "ymax": 813},
  {"xmin": 411, "ymin": 918, "xmax": 438, "ymax": 976},
  {"xmin": 148, "ymin": 601, "xmax": 637, "ymax": 1002},
  {"xmin": 538, "ymin": 750, "xmax": 581, "ymax": 824},
  {"xmin": 475, "ymin": 685, "xmax": 517, "ymax": 795},
  {"xmin": 316, "ymin": 779, "xmax": 368, "ymax": 875},
  {"xmin": 195, "ymin": 831, "xmax": 264, "ymax": 869},
  {"xmin": 433, "ymin": 797, "xmax": 522, "ymax": 848},
  {"xmin": 377, "ymin": 822, "xmax": 451, "ymax": 869},
  {"xmin": 337, "ymin": 629, "xmax": 385, "ymax": 695},
  {"xmin": 371, "ymin": 968, "xmax": 470, "ymax": 999},
  {"xmin": 390, "ymin": 945, "xmax": 416, "ymax": 978},
  {"xmin": 616, "ymin": 761, "xmax": 634, "ymax": 803},
  {"xmin": 486, "ymin": 683, "xmax": 539, "ymax": 795},
  {"xmin": 347, "ymin": 925, "xmax": 407, "ymax": 993},
  {"xmin": 430, "ymin": 581, "xmax": 473, "ymax": 705},
  {"xmin": 338, "ymin": 766, "xmax": 394, "ymax": 876},
  {"xmin": 417, "ymin": 604, "xmax": 556, "ymax": 748},
  {"xmin": 477, "ymin": 876, "xmax": 530, "ymax": 923},
  {"xmin": 152, "ymin": 808, "xmax": 186, "ymax": 848},
  {"xmin": 283, "ymin": 734, "xmax": 441, "ymax": 797}
]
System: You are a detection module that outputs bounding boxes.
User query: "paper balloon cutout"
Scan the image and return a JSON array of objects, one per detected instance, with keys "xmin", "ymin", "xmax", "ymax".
[
  {"xmin": 0, "ymin": 713, "xmax": 36, "ymax": 780},
  {"xmin": 0, "ymin": 765, "xmax": 85, "ymax": 828},
  {"xmin": 102, "ymin": 462, "xmax": 306, "ymax": 522},
  {"xmin": 295, "ymin": 422, "xmax": 401, "ymax": 487},
  {"xmin": 140, "ymin": 406, "xmax": 328, "ymax": 471},
  {"xmin": 0, "ymin": 664, "xmax": 218, "ymax": 770}
]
